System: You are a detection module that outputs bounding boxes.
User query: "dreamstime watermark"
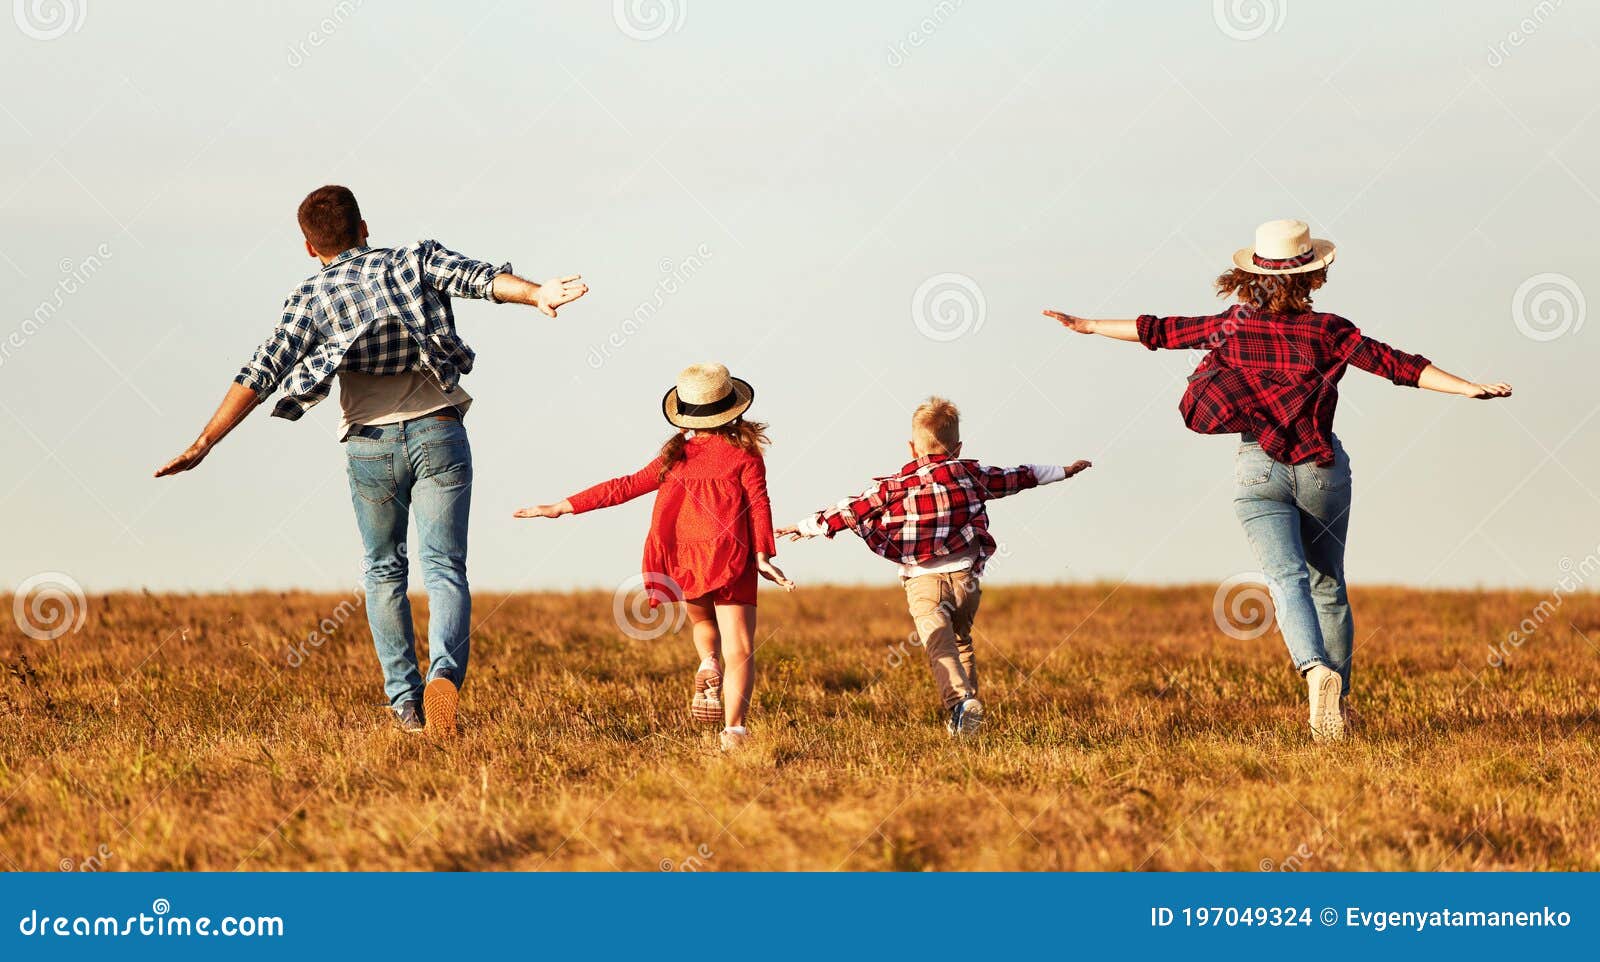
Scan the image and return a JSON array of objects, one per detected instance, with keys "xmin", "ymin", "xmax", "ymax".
[
  {"xmin": 13, "ymin": 571, "xmax": 87, "ymax": 641},
  {"xmin": 0, "ymin": 244, "xmax": 113, "ymax": 372},
  {"xmin": 885, "ymin": 0, "xmax": 964, "ymax": 67},
  {"xmin": 1486, "ymin": 0, "xmax": 1564, "ymax": 67},
  {"xmin": 286, "ymin": 546, "xmax": 405, "ymax": 665},
  {"xmin": 612, "ymin": 572, "xmax": 686, "ymax": 641},
  {"xmin": 13, "ymin": 0, "xmax": 86, "ymax": 40},
  {"xmin": 286, "ymin": 0, "xmax": 364, "ymax": 67},
  {"xmin": 1212, "ymin": 572, "xmax": 1274, "ymax": 641},
  {"xmin": 1510, "ymin": 272, "xmax": 1584, "ymax": 342},
  {"xmin": 659, "ymin": 843, "xmax": 714, "ymax": 872},
  {"xmin": 586, "ymin": 245, "xmax": 712, "ymax": 369},
  {"xmin": 1260, "ymin": 842, "xmax": 1316, "ymax": 872},
  {"xmin": 886, "ymin": 545, "xmax": 1011, "ymax": 669},
  {"xmin": 911, "ymin": 272, "xmax": 985, "ymax": 342},
  {"xmin": 1212, "ymin": 0, "xmax": 1285, "ymax": 41},
  {"xmin": 59, "ymin": 844, "xmax": 113, "ymax": 873},
  {"xmin": 17, "ymin": 899, "xmax": 284, "ymax": 939},
  {"xmin": 1488, "ymin": 548, "xmax": 1599, "ymax": 668},
  {"xmin": 613, "ymin": 0, "xmax": 684, "ymax": 41}
]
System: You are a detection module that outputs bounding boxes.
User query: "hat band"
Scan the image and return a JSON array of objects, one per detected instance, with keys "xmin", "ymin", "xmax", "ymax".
[
  {"xmin": 676, "ymin": 387, "xmax": 739, "ymax": 418},
  {"xmin": 1252, "ymin": 248, "xmax": 1318, "ymax": 269}
]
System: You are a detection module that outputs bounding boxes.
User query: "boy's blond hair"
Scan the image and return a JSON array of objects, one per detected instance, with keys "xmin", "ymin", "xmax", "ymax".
[{"xmin": 912, "ymin": 397, "xmax": 961, "ymax": 455}]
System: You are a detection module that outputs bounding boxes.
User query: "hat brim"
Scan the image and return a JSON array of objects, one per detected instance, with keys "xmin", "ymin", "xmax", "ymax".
[
  {"xmin": 662, "ymin": 377, "xmax": 755, "ymax": 430},
  {"xmin": 1232, "ymin": 238, "xmax": 1336, "ymax": 275}
]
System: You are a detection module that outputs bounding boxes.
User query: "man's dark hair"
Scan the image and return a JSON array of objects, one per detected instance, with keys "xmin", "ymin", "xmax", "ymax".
[{"xmin": 297, "ymin": 185, "xmax": 363, "ymax": 255}]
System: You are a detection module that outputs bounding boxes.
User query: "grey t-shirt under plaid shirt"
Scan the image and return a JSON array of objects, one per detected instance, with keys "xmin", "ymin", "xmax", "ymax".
[{"xmin": 234, "ymin": 240, "xmax": 510, "ymax": 421}]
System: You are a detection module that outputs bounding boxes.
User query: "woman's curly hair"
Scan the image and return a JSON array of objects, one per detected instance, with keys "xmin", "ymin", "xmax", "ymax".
[
  {"xmin": 1215, "ymin": 266, "xmax": 1328, "ymax": 314},
  {"xmin": 657, "ymin": 418, "xmax": 770, "ymax": 482}
]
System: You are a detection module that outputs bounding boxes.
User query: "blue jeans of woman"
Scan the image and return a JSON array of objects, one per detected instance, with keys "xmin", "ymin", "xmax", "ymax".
[
  {"xmin": 345, "ymin": 412, "xmax": 472, "ymax": 710},
  {"xmin": 1232, "ymin": 436, "xmax": 1352, "ymax": 693}
]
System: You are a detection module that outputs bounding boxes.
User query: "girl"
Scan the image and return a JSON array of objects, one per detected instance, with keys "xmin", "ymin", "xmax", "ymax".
[
  {"xmin": 1044, "ymin": 219, "xmax": 1512, "ymax": 742},
  {"xmin": 515, "ymin": 362, "xmax": 794, "ymax": 751}
]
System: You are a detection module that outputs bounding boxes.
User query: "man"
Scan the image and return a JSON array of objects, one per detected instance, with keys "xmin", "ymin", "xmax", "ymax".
[{"xmin": 156, "ymin": 185, "xmax": 588, "ymax": 736}]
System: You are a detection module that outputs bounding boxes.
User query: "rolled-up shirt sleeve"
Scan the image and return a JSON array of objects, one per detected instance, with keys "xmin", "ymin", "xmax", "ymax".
[
  {"xmin": 1136, "ymin": 312, "xmax": 1231, "ymax": 351},
  {"xmin": 1326, "ymin": 317, "xmax": 1430, "ymax": 386},
  {"xmin": 412, "ymin": 239, "xmax": 512, "ymax": 301},
  {"xmin": 233, "ymin": 297, "xmax": 317, "ymax": 398}
]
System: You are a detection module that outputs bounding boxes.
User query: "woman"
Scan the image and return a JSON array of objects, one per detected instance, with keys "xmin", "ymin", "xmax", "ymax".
[{"xmin": 1044, "ymin": 219, "xmax": 1512, "ymax": 741}]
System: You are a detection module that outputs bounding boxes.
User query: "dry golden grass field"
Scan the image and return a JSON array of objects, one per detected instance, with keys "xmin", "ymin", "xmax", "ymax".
[{"xmin": 2, "ymin": 585, "xmax": 1599, "ymax": 872}]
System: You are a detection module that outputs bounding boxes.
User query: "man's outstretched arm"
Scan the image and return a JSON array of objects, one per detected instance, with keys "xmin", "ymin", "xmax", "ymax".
[
  {"xmin": 491, "ymin": 272, "xmax": 589, "ymax": 318},
  {"xmin": 154, "ymin": 382, "xmax": 260, "ymax": 477}
]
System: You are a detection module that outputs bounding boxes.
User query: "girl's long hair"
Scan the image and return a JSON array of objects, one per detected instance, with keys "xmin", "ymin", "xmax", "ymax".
[
  {"xmin": 657, "ymin": 418, "xmax": 770, "ymax": 482},
  {"xmin": 1215, "ymin": 266, "xmax": 1328, "ymax": 314}
]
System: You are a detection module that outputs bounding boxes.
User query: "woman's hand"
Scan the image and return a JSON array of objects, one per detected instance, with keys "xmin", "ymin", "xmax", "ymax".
[
  {"xmin": 756, "ymin": 553, "xmax": 796, "ymax": 592},
  {"xmin": 1043, "ymin": 310, "xmax": 1095, "ymax": 334},
  {"xmin": 513, "ymin": 500, "xmax": 573, "ymax": 519},
  {"xmin": 1417, "ymin": 365, "xmax": 1513, "ymax": 400}
]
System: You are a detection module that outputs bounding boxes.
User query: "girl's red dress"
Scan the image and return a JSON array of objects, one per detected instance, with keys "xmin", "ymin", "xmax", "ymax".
[{"xmin": 567, "ymin": 435, "xmax": 777, "ymax": 606}]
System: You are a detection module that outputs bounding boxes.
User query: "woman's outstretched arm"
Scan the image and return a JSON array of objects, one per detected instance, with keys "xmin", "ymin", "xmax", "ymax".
[
  {"xmin": 1042, "ymin": 311, "xmax": 1142, "ymax": 341},
  {"xmin": 1416, "ymin": 365, "xmax": 1513, "ymax": 400}
]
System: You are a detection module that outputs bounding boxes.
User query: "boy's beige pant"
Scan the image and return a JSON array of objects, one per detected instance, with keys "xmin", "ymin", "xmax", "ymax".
[{"xmin": 902, "ymin": 570, "xmax": 982, "ymax": 710}]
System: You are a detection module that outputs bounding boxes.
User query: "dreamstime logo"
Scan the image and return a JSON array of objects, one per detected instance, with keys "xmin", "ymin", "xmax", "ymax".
[
  {"xmin": 286, "ymin": 0, "xmax": 364, "ymax": 68},
  {"xmin": 1212, "ymin": 0, "xmax": 1285, "ymax": 41},
  {"xmin": 886, "ymin": 0, "xmax": 964, "ymax": 67},
  {"xmin": 13, "ymin": 571, "xmax": 87, "ymax": 641},
  {"xmin": 612, "ymin": 572, "xmax": 686, "ymax": 641},
  {"xmin": 613, "ymin": 0, "xmax": 684, "ymax": 41},
  {"xmin": 586, "ymin": 244, "xmax": 712, "ymax": 369},
  {"xmin": 1486, "ymin": 0, "xmax": 1564, "ymax": 67},
  {"xmin": 0, "ymin": 243, "xmax": 113, "ymax": 372},
  {"xmin": 1511, "ymin": 272, "xmax": 1585, "ymax": 342},
  {"xmin": 13, "ymin": 0, "xmax": 86, "ymax": 40},
  {"xmin": 1211, "ymin": 572, "xmax": 1274, "ymax": 641},
  {"xmin": 911, "ymin": 272, "xmax": 986, "ymax": 342},
  {"xmin": 1260, "ymin": 842, "xmax": 1315, "ymax": 872},
  {"xmin": 59, "ymin": 844, "xmax": 113, "ymax": 872},
  {"xmin": 659, "ymin": 843, "xmax": 714, "ymax": 872}
]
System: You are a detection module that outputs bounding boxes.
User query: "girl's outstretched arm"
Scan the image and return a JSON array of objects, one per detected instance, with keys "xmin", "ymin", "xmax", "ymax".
[
  {"xmin": 514, "ymin": 499, "xmax": 573, "ymax": 519},
  {"xmin": 515, "ymin": 459, "xmax": 664, "ymax": 519},
  {"xmin": 1043, "ymin": 311, "xmax": 1141, "ymax": 342}
]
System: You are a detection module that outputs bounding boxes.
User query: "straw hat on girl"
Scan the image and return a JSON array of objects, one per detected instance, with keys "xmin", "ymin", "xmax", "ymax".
[
  {"xmin": 1232, "ymin": 219, "xmax": 1336, "ymax": 275},
  {"xmin": 661, "ymin": 362, "xmax": 754, "ymax": 430}
]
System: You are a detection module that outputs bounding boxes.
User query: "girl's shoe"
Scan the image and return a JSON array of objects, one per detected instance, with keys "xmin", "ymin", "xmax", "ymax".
[
  {"xmin": 719, "ymin": 726, "xmax": 750, "ymax": 752},
  {"xmin": 691, "ymin": 661, "xmax": 724, "ymax": 723},
  {"xmin": 1306, "ymin": 666, "xmax": 1345, "ymax": 741}
]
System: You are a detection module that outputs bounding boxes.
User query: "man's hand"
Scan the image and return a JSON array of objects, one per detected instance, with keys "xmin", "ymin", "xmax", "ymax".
[
  {"xmin": 1063, "ymin": 459, "xmax": 1093, "ymax": 478},
  {"xmin": 513, "ymin": 500, "xmax": 572, "ymax": 519},
  {"xmin": 154, "ymin": 383, "xmax": 260, "ymax": 479},
  {"xmin": 533, "ymin": 275, "xmax": 589, "ymax": 318},
  {"xmin": 1043, "ymin": 310, "xmax": 1095, "ymax": 334},
  {"xmin": 154, "ymin": 439, "xmax": 212, "ymax": 478},
  {"xmin": 756, "ymin": 553, "xmax": 796, "ymax": 592}
]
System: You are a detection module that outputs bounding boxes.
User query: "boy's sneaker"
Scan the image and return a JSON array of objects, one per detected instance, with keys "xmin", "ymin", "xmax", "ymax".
[
  {"xmin": 393, "ymin": 701, "xmax": 425, "ymax": 733},
  {"xmin": 1306, "ymin": 666, "xmax": 1344, "ymax": 742},
  {"xmin": 719, "ymin": 726, "xmax": 750, "ymax": 752},
  {"xmin": 691, "ymin": 661, "xmax": 724, "ymax": 724},
  {"xmin": 424, "ymin": 675, "xmax": 459, "ymax": 738},
  {"xmin": 946, "ymin": 697, "xmax": 985, "ymax": 737}
]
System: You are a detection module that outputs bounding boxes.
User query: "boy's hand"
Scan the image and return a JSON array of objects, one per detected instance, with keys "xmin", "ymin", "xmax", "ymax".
[
  {"xmin": 774, "ymin": 524, "xmax": 808, "ymax": 543},
  {"xmin": 533, "ymin": 275, "xmax": 589, "ymax": 317},
  {"xmin": 1043, "ymin": 310, "xmax": 1094, "ymax": 334},
  {"xmin": 513, "ymin": 500, "xmax": 572, "ymax": 519},
  {"xmin": 756, "ymin": 554, "xmax": 796, "ymax": 592},
  {"xmin": 1063, "ymin": 459, "xmax": 1093, "ymax": 478}
]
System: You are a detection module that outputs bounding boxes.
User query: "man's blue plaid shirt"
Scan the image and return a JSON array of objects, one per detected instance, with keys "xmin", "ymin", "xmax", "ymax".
[{"xmin": 234, "ymin": 241, "xmax": 510, "ymax": 420}]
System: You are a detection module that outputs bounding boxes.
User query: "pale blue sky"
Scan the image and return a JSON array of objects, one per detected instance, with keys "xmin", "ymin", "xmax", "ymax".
[{"xmin": 1, "ymin": 1, "xmax": 1596, "ymax": 593}]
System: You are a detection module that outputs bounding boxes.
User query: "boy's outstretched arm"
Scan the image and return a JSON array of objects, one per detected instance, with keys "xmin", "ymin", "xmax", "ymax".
[
  {"xmin": 1043, "ymin": 311, "xmax": 1141, "ymax": 341},
  {"xmin": 776, "ymin": 479, "xmax": 892, "ymax": 543}
]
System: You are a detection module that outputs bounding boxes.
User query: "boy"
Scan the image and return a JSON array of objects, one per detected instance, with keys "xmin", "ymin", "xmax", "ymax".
[{"xmin": 777, "ymin": 397, "xmax": 1091, "ymax": 735}]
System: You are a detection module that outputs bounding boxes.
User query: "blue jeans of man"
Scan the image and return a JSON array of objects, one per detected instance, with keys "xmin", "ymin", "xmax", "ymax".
[
  {"xmin": 345, "ymin": 412, "xmax": 472, "ymax": 710},
  {"xmin": 1232, "ymin": 436, "xmax": 1353, "ymax": 693}
]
